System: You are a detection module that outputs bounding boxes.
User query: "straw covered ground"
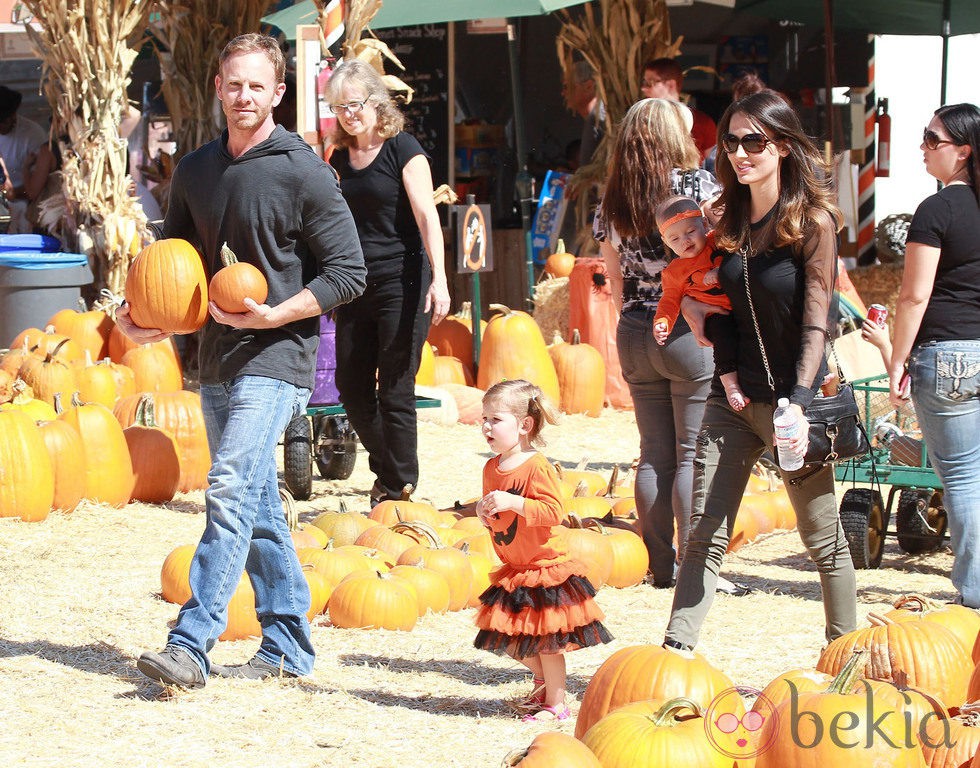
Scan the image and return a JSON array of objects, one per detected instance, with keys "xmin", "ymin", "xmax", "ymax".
[{"xmin": 0, "ymin": 408, "xmax": 956, "ymax": 767}]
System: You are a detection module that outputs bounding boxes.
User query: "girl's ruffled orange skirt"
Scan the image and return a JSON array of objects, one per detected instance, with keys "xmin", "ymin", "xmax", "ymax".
[{"xmin": 474, "ymin": 559, "xmax": 613, "ymax": 658}]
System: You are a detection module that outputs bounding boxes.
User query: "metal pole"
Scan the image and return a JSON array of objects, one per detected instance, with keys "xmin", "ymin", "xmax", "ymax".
[
  {"xmin": 471, "ymin": 271, "xmax": 482, "ymax": 375},
  {"xmin": 506, "ymin": 19, "xmax": 536, "ymax": 309},
  {"xmin": 940, "ymin": 0, "xmax": 951, "ymax": 105}
]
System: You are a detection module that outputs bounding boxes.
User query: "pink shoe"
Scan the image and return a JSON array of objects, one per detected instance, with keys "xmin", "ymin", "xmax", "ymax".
[{"xmin": 522, "ymin": 703, "xmax": 571, "ymax": 722}]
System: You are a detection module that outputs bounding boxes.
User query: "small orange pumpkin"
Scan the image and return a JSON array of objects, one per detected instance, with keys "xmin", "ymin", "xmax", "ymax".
[
  {"xmin": 208, "ymin": 242, "xmax": 268, "ymax": 314},
  {"xmin": 544, "ymin": 238, "xmax": 576, "ymax": 278}
]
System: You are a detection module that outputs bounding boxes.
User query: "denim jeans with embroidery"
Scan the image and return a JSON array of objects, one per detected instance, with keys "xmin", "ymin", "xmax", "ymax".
[
  {"xmin": 909, "ymin": 340, "xmax": 980, "ymax": 607},
  {"xmin": 168, "ymin": 375, "xmax": 315, "ymax": 676}
]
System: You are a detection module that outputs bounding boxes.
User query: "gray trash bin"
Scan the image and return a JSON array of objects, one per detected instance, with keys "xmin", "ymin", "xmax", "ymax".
[{"xmin": 0, "ymin": 251, "xmax": 93, "ymax": 348}]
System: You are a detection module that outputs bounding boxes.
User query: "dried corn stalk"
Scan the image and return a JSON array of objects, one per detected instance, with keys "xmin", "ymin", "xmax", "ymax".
[
  {"xmin": 313, "ymin": 0, "xmax": 414, "ymax": 101},
  {"xmin": 557, "ymin": 0, "xmax": 682, "ymax": 234},
  {"xmin": 23, "ymin": 0, "xmax": 152, "ymax": 295},
  {"xmin": 149, "ymin": 0, "xmax": 277, "ymax": 165}
]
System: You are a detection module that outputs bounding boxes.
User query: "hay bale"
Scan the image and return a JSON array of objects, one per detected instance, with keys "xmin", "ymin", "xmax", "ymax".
[
  {"xmin": 533, "ymin": 276, "xmax": 569, "ymax": 344},
  {"xmin": 847, "ymin": 263, "xmax": 904, "ymax": 329}
]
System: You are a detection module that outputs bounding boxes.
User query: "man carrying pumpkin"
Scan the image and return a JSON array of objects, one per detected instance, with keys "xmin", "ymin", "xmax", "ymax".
[{"xmin": 117, "ymin": 33, "xmax": 366, "ymax": 689}]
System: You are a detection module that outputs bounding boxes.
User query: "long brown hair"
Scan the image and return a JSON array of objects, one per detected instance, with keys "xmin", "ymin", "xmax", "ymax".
[
  {"xmin": 324, "ymin": 60, "xmax": 405, "ymax": 149},
  {"xmin": 603, "ymin": 98, "xmax": 701, "ymax": 240},
  {"xmin": 714, "ymin": 90, "xmax": 842, "ymax": 252}
]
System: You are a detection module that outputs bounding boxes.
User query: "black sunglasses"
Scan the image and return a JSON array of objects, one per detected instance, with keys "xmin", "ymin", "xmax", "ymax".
[
  {"xmin": 721, "ymin": 132, "xmax": 773, "ymax": 154},
  {"xmin": 922, "ymin": 128, "xmax": 957, "ymax": 150}
]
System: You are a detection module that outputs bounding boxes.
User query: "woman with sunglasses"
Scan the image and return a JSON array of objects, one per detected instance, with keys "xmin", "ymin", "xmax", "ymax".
[
  {"xmin": 888, "ymin": 103, "xmax": 980, "ymax": 607},
  {"xmin": 594, "ymin": 98, "xmax": 752, "ymax": 595},
  {"xmin": 662, "ymin": 89, "xmax": 856, "ymax": 654},
  {"xmin": 325, "ymin": 59, "xmax": 450, "ymax": 506}
]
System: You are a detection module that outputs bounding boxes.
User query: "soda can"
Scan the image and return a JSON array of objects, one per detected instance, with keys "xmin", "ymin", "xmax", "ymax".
[{"xmin": 867, "ymin": 304, "xmax": 888, "ymax": 328}]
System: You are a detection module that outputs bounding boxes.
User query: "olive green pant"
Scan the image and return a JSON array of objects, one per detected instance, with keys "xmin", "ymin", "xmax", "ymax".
[{"xmin": 664, "ymin": 397, "xmax": 857, "ymax": 649}]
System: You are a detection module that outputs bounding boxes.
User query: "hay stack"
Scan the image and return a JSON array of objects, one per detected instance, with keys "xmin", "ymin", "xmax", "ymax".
[
  {"xmin": 533, "ymin": 276, "xmax": 570, "ymax": 344},
  {"xmin": 848, "ymin": 263, "xmax": 904, "ymax": 328}
]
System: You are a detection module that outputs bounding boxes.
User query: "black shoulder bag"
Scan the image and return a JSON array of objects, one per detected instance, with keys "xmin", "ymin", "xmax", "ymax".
[{"xmin": 741, "ymin": 243, "xmax": 870, "ymax": 473}]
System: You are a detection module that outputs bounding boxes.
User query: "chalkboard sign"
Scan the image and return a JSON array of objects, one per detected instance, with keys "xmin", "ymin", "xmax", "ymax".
[{"xmin": 373, "ymin": 24, "xmax": 450, "ymax": 188}]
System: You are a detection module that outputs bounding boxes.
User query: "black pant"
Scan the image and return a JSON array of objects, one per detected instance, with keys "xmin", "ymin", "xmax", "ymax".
[{"xmin": 334, "ymin": 261, "xmax": 431, "ymax": 500}]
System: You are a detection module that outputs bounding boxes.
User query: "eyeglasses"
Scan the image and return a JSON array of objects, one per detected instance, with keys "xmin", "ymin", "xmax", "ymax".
[
  {"xmin": 722, "ymin": 132, "xmax": 774, "ymax": 154},
  {"xmin": 329, "ymin": 100, "xmax": 368, "ymax": 116},
  {"xmin": 922, "ymin": 128, "xmax": 957, "ymax": 150}
]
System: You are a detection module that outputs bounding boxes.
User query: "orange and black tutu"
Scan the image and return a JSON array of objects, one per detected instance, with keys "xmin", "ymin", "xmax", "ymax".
[{"xmin": 474, "ymin": 559, "xmax": 613, "ymax": 658}]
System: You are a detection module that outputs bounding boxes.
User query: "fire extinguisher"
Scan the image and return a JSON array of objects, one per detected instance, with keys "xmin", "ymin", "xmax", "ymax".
[
  {"xmin": 316, "ymin": 60, "xmax": 336, "ymax": 159},
  {"xmin": 876, "ymin": 98, "xmax": 891, "ymax": 178}
]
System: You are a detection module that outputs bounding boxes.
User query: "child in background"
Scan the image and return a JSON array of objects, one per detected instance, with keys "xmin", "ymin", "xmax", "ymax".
[
  {"xmin": 653, "ymin": 195, "xmax": 747, "ymax": 411},
  {"xmin": 474, "ymin": 379, "xmax": 613, "ymax": 722}
]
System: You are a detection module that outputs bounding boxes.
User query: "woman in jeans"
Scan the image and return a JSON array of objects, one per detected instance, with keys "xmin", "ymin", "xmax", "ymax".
[
  {"xmin": 327, "ymin": 60, "xmax": 450, "ymax": 505},
  {"xmin": 663, "ymin": 90, "xmax": 856, "ymax": 652},
  {"xmin": 595, "ymin": 98, "xmax": 746, "ymax": 592},
  {"xmin": 888, "ymin": 103, "xmax": 980, "ymax": 607}
]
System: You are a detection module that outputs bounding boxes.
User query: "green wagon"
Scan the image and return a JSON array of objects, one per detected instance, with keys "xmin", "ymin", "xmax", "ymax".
[{"xmin": 835, "ymin": 374, "xmax": 948, "ymax": 569}]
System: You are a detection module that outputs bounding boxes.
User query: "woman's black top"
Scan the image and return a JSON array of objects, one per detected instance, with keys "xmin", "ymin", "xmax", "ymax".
[
  {"xmin": 906, "ymin": 183, "xmax": 980, "ymax": 345},
  {"xmin": 714, "ymin": 206, "xmax": 837, "ymax": 410},
  {"xmin": 330, "ymin": 131, "xmax": 428, "ymax": 281}
]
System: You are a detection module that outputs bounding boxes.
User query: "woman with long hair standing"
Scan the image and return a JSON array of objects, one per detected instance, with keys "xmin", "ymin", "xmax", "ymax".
[
  {"xmin": 326, "ymin": 59, "xmax": 450, "ymax": 505},
  {"xmin": 595, "ymin": 98, "xmax": 735, "ymax": 591},
  {"xmin": 888, "ymin": 103, "xmax": 980, "ymax": 607},
  {"xmin": 662, "ymin": 90, "xmax": 856, "ymax": 652}
]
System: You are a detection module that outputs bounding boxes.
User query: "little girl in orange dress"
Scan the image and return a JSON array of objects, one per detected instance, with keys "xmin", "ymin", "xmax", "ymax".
[{"xmin": 474, "ymin": 379, "xmax": 613, "ymax": 722}]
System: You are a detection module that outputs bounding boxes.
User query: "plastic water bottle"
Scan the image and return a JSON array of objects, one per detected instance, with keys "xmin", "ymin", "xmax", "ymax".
[{"xmin": 773, "ymin": 398, "xmax": 803, "ymax": 471}]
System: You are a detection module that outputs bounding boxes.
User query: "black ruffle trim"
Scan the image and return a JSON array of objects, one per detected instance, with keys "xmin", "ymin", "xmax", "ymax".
[
  {"xmin": 478, "ymin": 574, "xmax": 598, "ymax": 613},
  {"xmin": 474, "ymin": 620, "xmax": 614, "ymax": 658}
]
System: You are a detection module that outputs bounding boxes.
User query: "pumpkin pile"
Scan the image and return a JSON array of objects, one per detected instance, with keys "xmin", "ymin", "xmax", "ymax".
[
  {"xmin": 494, "ymin": 591, "xmax": 980, "ymax": 767},
  {"xmin": 0, "ymin": 297, "xmax": 211, "ymax": 522}
]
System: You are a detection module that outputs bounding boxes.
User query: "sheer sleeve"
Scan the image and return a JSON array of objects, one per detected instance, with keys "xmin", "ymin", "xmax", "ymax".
[{"xmin": 791, "ymin": 211, "xmax": 838, "ymax": 408}]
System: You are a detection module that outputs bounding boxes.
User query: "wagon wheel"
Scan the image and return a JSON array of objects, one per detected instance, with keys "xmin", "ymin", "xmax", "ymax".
[
  {"xmin": 896, "ymin": 488, "xmax": 947, "ymax": 554},
  {"xmin": 839, "ymin": 488, "xmax": 888, "ymax": 569},
  {"xmin": 313, "ymin": 415, "xmax": 358, "ymax": 480},
  {"xmin": 283, "ymin": 414, "xmax": 313, "ymax": 501}
]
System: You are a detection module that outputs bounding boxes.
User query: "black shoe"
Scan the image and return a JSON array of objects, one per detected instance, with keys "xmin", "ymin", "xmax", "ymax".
[
  {"xmin": 137, "ymin": 645, "xmax": 206, "ymax": 689},
  {"xmin": 211, "ymin": 655, "xmax": 298, "ymax": 681}
]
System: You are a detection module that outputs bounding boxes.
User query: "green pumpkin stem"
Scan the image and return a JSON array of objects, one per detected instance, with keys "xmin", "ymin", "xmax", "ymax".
[
  {"xmin": 134, "ymin": 394, "xmax": 158, "ymax": 428},
  {"xmin": 825, "ymin": 649, "xmax": 870, "ymax": 694}
]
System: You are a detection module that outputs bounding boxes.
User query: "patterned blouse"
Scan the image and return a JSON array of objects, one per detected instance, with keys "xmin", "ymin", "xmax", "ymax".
[{"xmin": 593, "ymin": 168, "xmax": 722, "ymax": 314}]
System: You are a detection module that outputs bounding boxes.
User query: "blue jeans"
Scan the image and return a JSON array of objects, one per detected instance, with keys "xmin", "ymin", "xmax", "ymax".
[
  {"xmin": 617, "ymin": 310, "xmax": 713, "ymax": 584},
  {"xmin": 168, "ymin": 375, "xmax": 315, "ymax": 676},
  {"xmin": 909, "ymin": 340, "xmax": 980, "ymax": 606}
]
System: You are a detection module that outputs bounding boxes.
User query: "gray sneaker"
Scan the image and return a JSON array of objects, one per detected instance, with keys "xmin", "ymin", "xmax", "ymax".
[
  {"xmin": 137, "ymin": 645, "xmax": 206, "ymax": 689},
  {"xmin": 211, "ymin": 655, "xmax": 298, "ymax": 681}
]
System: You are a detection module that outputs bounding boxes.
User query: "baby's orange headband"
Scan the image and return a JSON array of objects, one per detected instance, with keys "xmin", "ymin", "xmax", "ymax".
[{"xmin": 658, "ymin": 208, "xmax": 703, "ymax": 234}]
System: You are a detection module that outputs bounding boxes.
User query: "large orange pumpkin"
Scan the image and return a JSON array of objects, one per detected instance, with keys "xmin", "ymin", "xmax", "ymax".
[
  {"xmin": 886, "ymin": 593, "xmax": 980, "ymax": 663},
  {"xmin": 121, "ymin": 344, "xmax": 183, "ymax": 393},
  {"xmin": 0, "ymin": 409, "xmax": 54, "ymax": 522},
  {"xmin": 575, "ymin": 644, "xmax": 736, "ymax": 738},
  {"xmin": 328, "ymin": 570, "xmax": 418, "ymax": 631},
  {"xmin": 114, "ymin": 391, "xmax": 210, "ymax": 492},
  {"xmin": 37, "ymin": 418, "xmax": 86, "ymax": 513},
  {"xmin": 755, "ymin": 650, "xmax": 930, "ymax": 768},
  {"xmin": 477, "ymin": 304, "xmax": 560, "ymax": 404},
  {"xmin": 160, "ymin": 544, "xmax": 196, "ymax": 604},
  {"xmin": 17, "ymin": 344, "xmax": 78, "ymax": 407},
  {"xmin": 208, "ymin": 242, "xmax": 268, "ymax": 314},
  {"xmin": 59, "ymin": 398, "xmax": 135, "ymax": 507},
  {"xmin": 817, "ymin": 613, "xmax": 973, "ymax": 706},
  {"xmin": 426, "ymin": 302, "xmax": 485, "ymax": 371},
  {"xmin": 123, "ymin": 395, "xmax": 181, "ymax": 503},
  {"xmin": 124, "ymin": 238, "xmax": 209, "ymax": 333},
  {"xmin": 47, "ymin": 306, "xmax": 113, "ymax": 360},
  {"xmin": 74, "ymin": 352, "xmax": 120, "ymax": 408},
  {"xmin": 549, "ymin": 330, "xmax": 605, "ymax": 416}
]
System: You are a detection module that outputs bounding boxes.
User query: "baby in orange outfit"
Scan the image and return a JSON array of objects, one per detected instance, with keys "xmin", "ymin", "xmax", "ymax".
[{"xmin": 653, "ymin": 195, "xmax": 747, "ymax": 411}]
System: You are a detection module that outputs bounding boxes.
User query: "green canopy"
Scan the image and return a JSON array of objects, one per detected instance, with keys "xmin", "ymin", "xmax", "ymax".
[
  {"xmin": 262, "ymin": 0, "xmax": 591, "ymax": 37},
  {"xmin": 738, "ymin": 0, "xmax": 980, "ymax": 36}
]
